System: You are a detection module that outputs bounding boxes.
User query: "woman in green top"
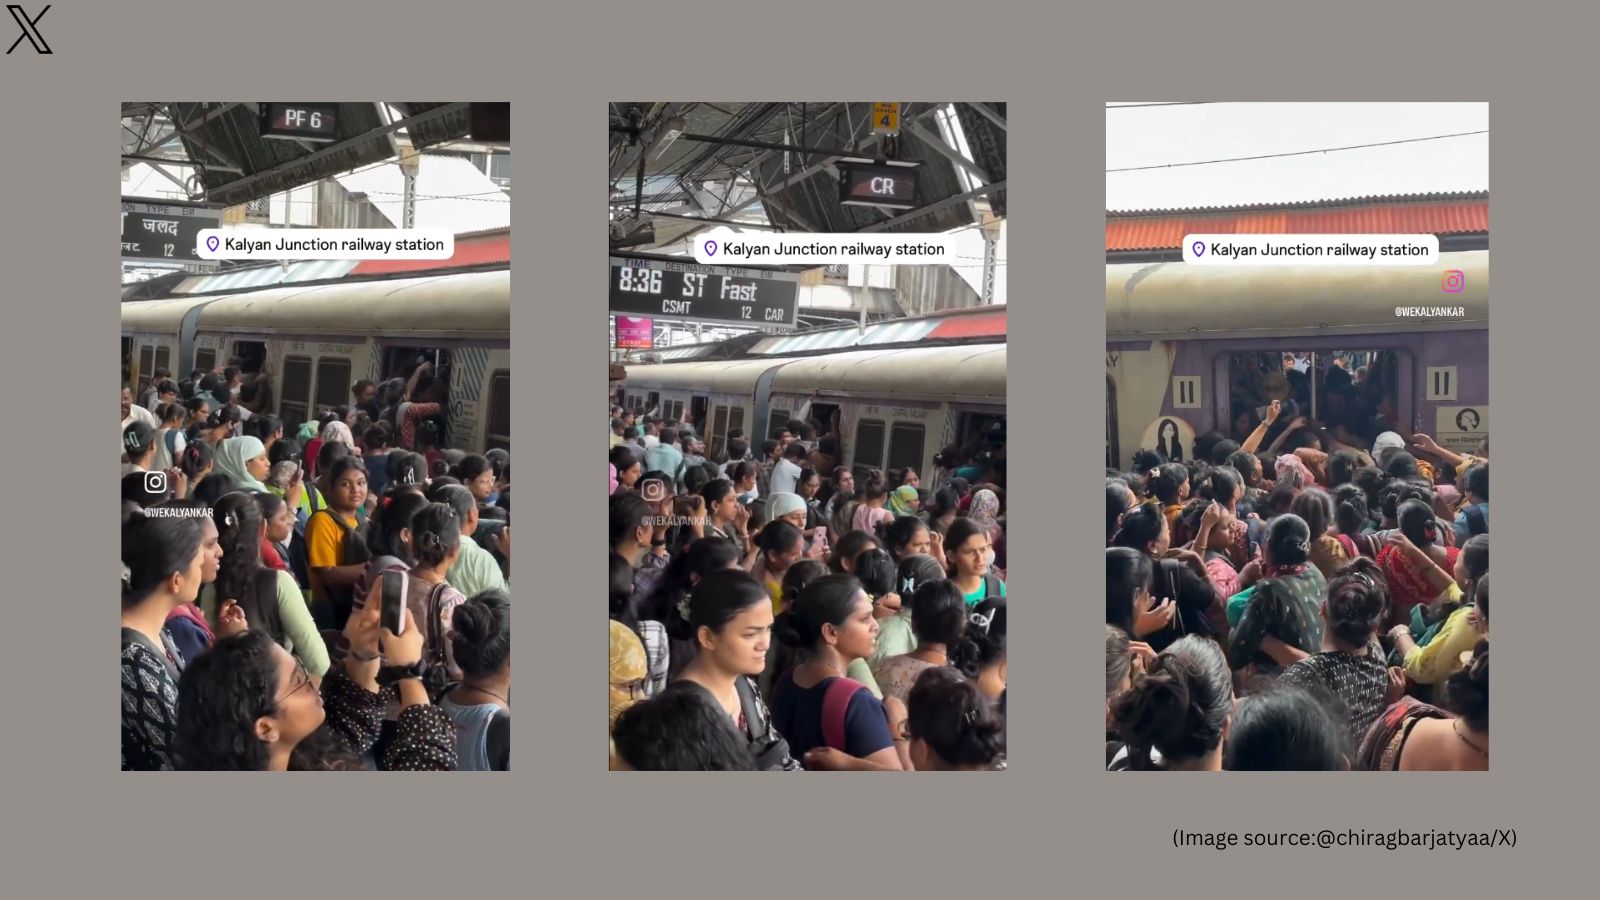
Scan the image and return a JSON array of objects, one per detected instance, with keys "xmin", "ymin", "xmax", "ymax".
[
  {"xmin": 945, "ymin": 517, "xmax": 1005, "ymax": 606},
  {"xmin": 1227, "ymin": 514, "xmax": 1327, "ymax": 686}
]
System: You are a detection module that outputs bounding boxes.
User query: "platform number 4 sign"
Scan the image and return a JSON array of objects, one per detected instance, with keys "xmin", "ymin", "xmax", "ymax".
[
  {"xmin": 1172, "ymin": 376, "xmax": 1201, "ymax": 409},
  {"xmin": 1426, "ymin": 367, "xmax": 1458, "ymax": 401},
  {"xmin": 872, "ymin": 103, "xmax": 900, "ymax": 135}
]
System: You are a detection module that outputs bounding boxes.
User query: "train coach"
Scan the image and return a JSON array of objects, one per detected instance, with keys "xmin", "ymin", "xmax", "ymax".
[
  {"xmin": 619, "ymin": 342, "xmax": 1006, "ymax": 488},
  {"xmin": 121, "ymin": 268, "xmax": 511, "ymax": 453},
  {"xmin": 1106, "ymin": 250, "xmax": 1488, "ymax": 469}
]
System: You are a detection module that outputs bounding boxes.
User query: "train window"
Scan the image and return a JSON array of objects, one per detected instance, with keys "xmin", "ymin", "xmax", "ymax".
[
  {"xmin": 231, "ymin": 340, "xmax": 267, "ymax": 375},
  {"xmin": 138, "ymin": 345, "xmax": 154, "ymax": 393},
  {"xmin": 768, "ymin": 409, "xmax": 791, "ymax": 440},
  {"xmin": 486, "ymin": 370, "xmax": 510, "ymax": 452},
  {"xmin": 193, "ymin": 348, "xmax": 216, "ymax": 375},
  {"xmin": 279, "ymin": 356, "xmax": 313, "ymax": 433},
  {"xmin": 154, "ymin": 346, "xmax": 172, "ymax": 379},
  {"xmin": 711, "ymin": 405, "xmax": 729, "ymax": 458},
  {"xmin": 315, "ymin": 357, "xmax": 352, "ymax": 412},
  {"xmin": 647, "ymin": 392, "xmax": 660, "ymax": 414},
  {"xmin": 854, "ymin": 419, "xmax": 886, "ymax": 480},
  {"xmin": 887, "ymin": 422, "xmax": 925, "ymax": 478},
  {"xmin": 1226, "ymin": 350, "xmax": 1402, "ymax": 449}
]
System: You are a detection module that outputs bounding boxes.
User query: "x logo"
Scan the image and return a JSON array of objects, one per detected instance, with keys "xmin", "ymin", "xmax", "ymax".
[{"xmin": 6, "ymin": 4, "xmax": 50, "ymax": 54}]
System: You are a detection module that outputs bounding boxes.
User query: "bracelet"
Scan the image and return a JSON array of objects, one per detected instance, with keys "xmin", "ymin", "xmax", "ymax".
[{"xmin": 350, "ymin": 649, "xmax": 380, "ymax": 662}]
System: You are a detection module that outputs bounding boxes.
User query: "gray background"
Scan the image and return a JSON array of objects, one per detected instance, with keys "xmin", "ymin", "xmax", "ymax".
[{"xmin": 0, "ymin": 0, "xmax": 1595, "ymax": 892}]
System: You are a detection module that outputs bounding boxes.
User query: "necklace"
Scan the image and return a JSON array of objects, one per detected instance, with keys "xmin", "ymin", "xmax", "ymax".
[
  {"xmin": 465, "ymin": 685, "xmax": 509, "ymax": 706},
  {"xmin": 1453, "ymin": 720, "xmax": 1488, "ymax": 757}
]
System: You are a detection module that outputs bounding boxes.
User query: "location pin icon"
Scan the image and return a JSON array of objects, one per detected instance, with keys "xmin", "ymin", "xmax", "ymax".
[
  {"xmin": 1191, "ymin": 241, "xmax": 1205, "ymax": 258},
  {"xmin": 703, "ymin": 240, "xmax": 717, "ymax": 257},
  {"xmin": 206, "ymin": 235, "xmax": 220, "ymax": 253}
]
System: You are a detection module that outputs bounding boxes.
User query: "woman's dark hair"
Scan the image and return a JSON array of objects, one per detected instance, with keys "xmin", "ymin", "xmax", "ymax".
[
  {"xmin": 780, "ymin": 558, "xmax": 829, "ymax": 612},
  {"xmin": 1131, "ymin": 448, "xmax": 1165, "ymax": 474},
  {"xmin": 929, "ymin": 487, "xmax": 961, "ymax": 522},
  {"xmin": 943, "ymin": 517, "xmax": 991, "ymax": 569},
  {"xmin": 122, "ymin": 508, "xmax": 206, "ymax": 607},
  {"xmin": 192, "ymin": 473, "xmax": 238, "ymax": 508},
  {"xmin": 609, "ymin": 552, "xmax": 639, "ymax": 633},
  {"xmin": 1110, "ymin": 635, "xmax": 1231, "ymax": 769},
  {"xmin": 1208, "ymin": 439, "xmax": 1242, "ymax": 467},
  {"xmin": 611, "ymin": 684, "xmax": 758, "ymax": 771},
  {"xmin": 317, "ymin": 439, "xmax": 353, "ymax": 477},
  {"xmin": 906, "ymin": 666, "xmax": 1004, "ymax": 769},
  {"xmin": 255, "ymin": 415, "xmax": 284, "ymax": 441},
  {"xmin": 1325, "ymin": 450, "xmax": 1361, "ymax": 488},
  {"xmin": 157, "ymin": 402, "xmax": 185, "ymax": 425},
  {"xmin": 910, "ymin": 580, "xmax": 966, "ymax": 647},
  {"xmin": 1474, "ymin": 572, "xmax": 1489, "ymax": 621},
  {"xmin": 1330, "ymin": 484, "xmax": 1369, "ymax": 536},
  {"xmin": 1106, "ymin": 625, "xmax": 1132, "ymax": 696},
  {"xmin": 1380, "ymin": 478, "xmax": 1431, "ymax": 524},
  {"xmin": 179, "ymin": 439, "xmax": 214, "ymax": 481},
  {"xmin": 683, "ymin": 462, "xmax": 714, "ymax": 495},
  {"xmin": 1193, "ymin": 430, "xmax": 1225, "ymax": 463},
  {"xmin": 1465, "ymin": 462, "xmax": 1489, "ymax": 501},
  {"xmin": 1397, "ymin": 498, "xmax": 1439, "ymax": 547},
  {"xmin": 1325, "ymin": 558, "xmax": 1389, "ymax": 647},
  {"xmin": 1148, "ymin": 463, "xmax": 1188, "ymax": 504},
  {"xmin": 451, "ymin": 589, "xmax": 510, "ymax": 678},
  {"xmin": 854, "ymin": 547, "xmax": 896, "ymax": 598},
  {"xmin": 212, "ymin": 492, "xmax": 284, "ymax": 645},
  {"xmin": 730, "ymin": 460, "xmax": 757, "ymax": 486},
  {"xmin": 252, "ymin": 490, "xmax": 286, "ymax": 527},
  {"xmin": 368, "ymin": 490, "xmax": 430, "ymax": 564},
  {"xmin": 700, "ymin": 478, "xmax": 735, "ymax": 508},
  {"xmin": 1460, "ymin": 534, "xmax": 1489, "ymax": 595},
  {"xmin": 1443, "ymin": 638, "xmax": 1489, "ymax": 734},
  {"xmin": 885, "ymin": 516, "xmax": 930, "ymax": 559},
  {"xmin": 1383, "ymin": 450, "xmax": 1421, "ymax": 481},
  {"xmin": 324, "ymin": 453, "xmax": 365, "ymax": 489},
  {"xmin": 429, "ymin": 483, "xmax": 476, "ymax": 523},
  {"xmin": 756, "ymin": 519, "xmax": 804, "ymax": 558},
  {"xmin": 410, "ymin": 502, "xmax": 462, "ymax": 568},
  {"xmin": 773, "ymin": 574, "xmax": 865, "ymax": 651},
  {"xmin": 268, "ymin": 438, "xmax": 299, "ymax": 468},
  {"xmin": 951, "ymin": 597, "xmax": 1006, "ymax": 678},
  {"xmin": 610, "ymin": 445, "xmax": 640, "ymax": 475},
  {"xmin": 1107, "ymin": 479, "xmax": 1136, "ymax": 543},
  {"xmin": 1353, "ymin": 466, "xmax": 1386, "ymax": 509},
  {"xmin": 456, "ymin": 453, "xmax": 492, "ymax": 485},
  {"xmin": 1205, "ymin": 466, "xmax": 1242, "ymax": 508},
  {"xmin": 1226, "ymin": 450, "xmax": 1261, "ymax": 486},
  {"xmin": 608, "ymin": 491, "xmax": 653, "ymax": 549},
  {"xmin": 1291, "ymin": 487, "xmax": 1334, "ymax": 540},
  {"xmin": 1222, "ymin": 686, "xmax": 1346, "ymax": 771},
  {"xmin": 828, "ymin": 529, "xmax": 881, "ymax": 574},
  {"xmin": 1106, "ymin": 546, "xmax": 1153, "ymax": 636},
  {"xmin": 860, "ymin": 474, "xmax": 889, "ymax": 501},
  {"xmin": 676, "ymin": 569, "xmax": 769, "ymax": 644},
  {"xmin": 1109, "ymin": 502, "xmax": 1165, "ymax": 555},
  {"xmin": 172, "ymin": 630, "xmax": 280, "ymax": 770},
  {"xmin": 1264, "ymin": 514, "xmax": 1312, "ymax": 566},
  {"xmin": 388, "ymin": 450, "xmax": 427, "ymax": 488}
]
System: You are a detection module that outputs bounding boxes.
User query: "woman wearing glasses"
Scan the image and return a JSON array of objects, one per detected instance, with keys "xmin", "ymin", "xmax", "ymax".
[{"xmin": 172, "ymin": 600, "xmax": 456, "ymax": 770}]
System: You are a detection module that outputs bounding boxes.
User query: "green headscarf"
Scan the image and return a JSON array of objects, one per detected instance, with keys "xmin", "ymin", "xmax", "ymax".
[{"xmin": 887, "ymin": 484, "xmax": 920, "ymax": 518}]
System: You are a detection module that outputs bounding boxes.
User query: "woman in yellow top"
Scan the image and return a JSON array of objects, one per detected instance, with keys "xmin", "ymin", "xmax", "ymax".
[
  {"xmin": 1292, "ymin": 488, "xmax": 1350, "ymax": 579},
  {"xmin": 748, "ymin": 520, "xmax": 807, "ymax": 614},
  {"xmin": 1146, "ymin": 463, "xmax": 1190, "ymax": 538},
  {"xmin": 1390, "ymin": 537, "xmax": 1488, "ymax": 685},
  {"xmin": 306, "ymin": 456, "xmax": 369, "ymax": 629}
]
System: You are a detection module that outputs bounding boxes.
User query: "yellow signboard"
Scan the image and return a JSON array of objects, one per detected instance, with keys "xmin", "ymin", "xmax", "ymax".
[{"xmin": 871, "ymin": 103, "xmax": 900, "ymax": 135}]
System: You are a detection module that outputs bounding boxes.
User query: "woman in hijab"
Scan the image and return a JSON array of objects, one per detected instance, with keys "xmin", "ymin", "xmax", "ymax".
[
  {"xmin": 968, "ymin": 489, "xmax": 1002, "ymax": 542},
  {"xmin": 609, "ymin": 620, "xmax": 648, "ymax": 740},
  {"xmin": 886, "ymin": 484, "xmax": 920, "ymax": 519},
  {"xmin": 214, "ymin": 436, "xmax": 273, "ymax": 493},
  {"xmin": 322, "ymin": 420, "xmax": 356, "ymax": 454},
  {"xmin": 1275, "ymin": 453, "xmax": 1317, "ymax": 491}
]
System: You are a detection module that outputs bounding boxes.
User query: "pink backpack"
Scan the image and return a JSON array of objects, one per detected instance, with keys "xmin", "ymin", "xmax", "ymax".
[{"xmin": 821, "ymin": 677, "xmax": 868, "ymax": 752}]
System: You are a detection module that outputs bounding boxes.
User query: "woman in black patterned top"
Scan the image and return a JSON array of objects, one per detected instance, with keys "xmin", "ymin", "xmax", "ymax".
[
  {"xmin": 1280, "ymin": 559, "xmax": 1405, "ymax": 751},
  {"xmin": 1227, "ymin": 514, "xmax": 1327, "ymax": 686},
  {"xmin": 121, "ymin": 507, "xmax": 228, "ymax": 771},
  {"xmin": 173, "ymin": 599, "xmax": 456, "ymax": 770}
]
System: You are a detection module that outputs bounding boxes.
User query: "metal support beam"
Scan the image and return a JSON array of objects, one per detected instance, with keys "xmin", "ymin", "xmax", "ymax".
[
  {"xmin": 968, "ymin": 102, "xmax": 1007, "ymax": 131},
  {"xmin": 678, "ymin": 132, "xmax": 861, "ymax": 161},
  {"xmin": 121, "ymin": 154, "xmax": 243, "ymax": 174},
  {"xmin": 857, "ymin": 180, "xmax": 1007, "ymax": 233},
  {"xmin": 905, "ymin": 120, "xmax": 992, "ymax": 183},
  {"xmin": 209, "ymin": 103, "xmax": 464, "ymax": 202}
]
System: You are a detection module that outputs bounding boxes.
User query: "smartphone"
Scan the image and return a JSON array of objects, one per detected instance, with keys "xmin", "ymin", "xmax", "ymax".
[{"xmin": 380, "ymin": 570, "xmax": 407, "ymax": 635}]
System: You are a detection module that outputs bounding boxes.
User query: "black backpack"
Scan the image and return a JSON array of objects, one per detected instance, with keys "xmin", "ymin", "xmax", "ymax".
[
  {"xmin": 1462, "ymin": 503, "xmax": 1488, "ymax": 537},
  {"xmin": 312, "ymin": 509, "xmax": 372, "ymax": 627}
]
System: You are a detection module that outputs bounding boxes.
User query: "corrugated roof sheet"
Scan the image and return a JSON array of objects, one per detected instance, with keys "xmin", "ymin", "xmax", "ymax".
[
  {"xmin": 954, "ymin": 103, "xmax": 1006, "ymax": 216},
  {"xmin": 172, "ymin": 259, "xmax": 359, "ymax": 294},
  {"xmin": 1107, "ymin": 192, "xmax": 1488, "ymax": 251}
]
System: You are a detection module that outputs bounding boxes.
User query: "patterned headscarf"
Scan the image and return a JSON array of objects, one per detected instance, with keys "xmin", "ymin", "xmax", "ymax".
[
  {"xmin": 609, "ymin": 621, "xmax": 647, "ymax": 732},
  {"xmin": 1275, "ymin": 454, "xmax": 1316, "ymax": 490},
  {"xmin": 969, "ymin": 489, "xmax": 1001, "ymax": 535},
  {"xmin": 322, "ymin": 420, "xmax": 355, "ymax": 449},
  {"xmin": 887, "ymin": 485, "xmax": 920, "ymax": 518}
]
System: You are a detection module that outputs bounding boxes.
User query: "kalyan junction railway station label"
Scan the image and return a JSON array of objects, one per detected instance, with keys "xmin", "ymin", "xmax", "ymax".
[{"xmin": 609, "ymin": 255, "xmax": 799, "ymax": 329}]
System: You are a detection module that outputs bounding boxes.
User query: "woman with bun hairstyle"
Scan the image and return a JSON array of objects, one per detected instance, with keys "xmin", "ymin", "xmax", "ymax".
[
  {"xmin": 671, "ymin": 569, "xmax": 798, "ymax": 771},
  {"xmin": 1109, "ymin": 634, "xmax": 1233, "ymax": 771},
  {"xmin": 440, "ymin": 589, "xmax": 511, "ymax": 771},
  {"xmin": 770, "ymin": 574, "xmax": 905, "ymax": 770},
  {"xmin": 1329, "ymin": 484, "xmax": 1378, "ymax": 560},
  {"xmin": 827, "ymin": 529, "xmax": 882, "ymax": 576},
  {"xmin": 874, "ymin": 579, "xmax": 967, "ymax": 707},
  {"xmin": 1391, "ymin": 536, "xmax": 1488, "ymax": 686},
  {"xmin": 1357, "ymin": 638, "xmax": 1488, "ymax": 771},
  {"xmin": 749, "ymin": 520, "xmax": 807, "ymax": 614},
  {"xmin": 866, "ymin": 554, "xmax": 945, "ymax": 681},
  {"xmin": 1226, "ymin": 513, "xmax": 1327, "ymax": 683},
  {"xmin": 1292, "ymin": 487, "xmax": 1349, "ymax": 579},
  {"xmin": 952, "ymin": 596, "xmax": 1007, "ymax": 702},
  {"xmin": 902, "ymin": 666, "xmax": 1005, "ymax": 770},
  {"xmin": 1110, "ymin": 502, "xmax": 1217, "ymax": 650},
  {"xmin": 1377, "ymin": 498, "xmax": 1461, "ymax": 630},
  {"xmin": 1279, "ymin": 559, "xmax": 1399, "ymax": 749},
  {"xmin": 1223, "ymin": 686, "xmax": 1348, "ymax": 771},
  {"xmin": 1147, "ymin": 463, "xmax": 1190, "ymax": 534},
  {"xmin": 1107, "ymin": 479, "xmax": 1136, "ymax": 546}
]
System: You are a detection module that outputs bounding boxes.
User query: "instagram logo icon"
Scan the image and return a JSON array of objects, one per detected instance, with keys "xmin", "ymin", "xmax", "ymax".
[
  {"xmin": 641, "ymin": 480, "xmax": 666, "ymax": 503},
  {"xmin": 144, "ymin": 471, "xmax": 168, "ymax": 493},
  {"xmin": 1442, "ymin": 269, "xmax": 1465, "ymax": 293}
]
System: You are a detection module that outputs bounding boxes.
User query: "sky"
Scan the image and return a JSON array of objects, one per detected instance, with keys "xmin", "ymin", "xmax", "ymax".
[{"xmin": 1106, "ymin": 102, "xmax": 1488, "ymax": 210}]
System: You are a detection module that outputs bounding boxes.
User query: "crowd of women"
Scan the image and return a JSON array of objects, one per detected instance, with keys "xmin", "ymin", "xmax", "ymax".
[
  {"xmin": 608, "ymin": 402, "xmax": 1009, "ymax": 771},
  {"xmin": 1106, "ymin": 399, "xmax": 1490, "ymax": 771},
  {"xmin": 121, "ymin": 368, "xmax": 512, "ymax": 771}
]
